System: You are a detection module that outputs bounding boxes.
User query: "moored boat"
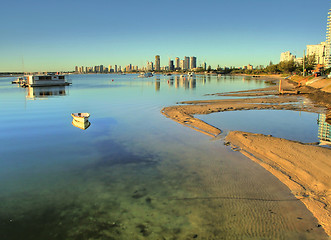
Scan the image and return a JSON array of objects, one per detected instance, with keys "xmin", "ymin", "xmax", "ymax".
[
  {"xmin": 71, "ymin": 112, "xmax": 90, "ymax": 123},
  {"xmin": 23, "ymin": 73, "xmax": 71, "ymax": 87},
  {"xmin": 187, "ymin": 72, "xmax": 195, "ymax": 77},
  {"xmin": 12, "ymin": 76, "xmax": 26, "ymax": 84},
  {"xmin": 138, "ymin": 72, "xmax": 153, "ymax": 78}
]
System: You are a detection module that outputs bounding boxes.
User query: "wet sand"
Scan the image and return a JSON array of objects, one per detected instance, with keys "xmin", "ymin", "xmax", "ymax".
[{"xmin": 161, "ymin": 76, "xmax": 331, "ymax": 236}]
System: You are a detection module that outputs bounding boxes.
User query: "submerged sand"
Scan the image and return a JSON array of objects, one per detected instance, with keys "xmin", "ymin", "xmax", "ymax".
[{"xmin": 161, "ymin": 76, "xmax": 331, "ymax": 236}]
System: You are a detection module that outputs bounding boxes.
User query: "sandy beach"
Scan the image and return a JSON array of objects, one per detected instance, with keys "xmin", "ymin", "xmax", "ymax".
[{"xmin": 161, "ymin": 75, "xmax": 331, "ymax": 236}]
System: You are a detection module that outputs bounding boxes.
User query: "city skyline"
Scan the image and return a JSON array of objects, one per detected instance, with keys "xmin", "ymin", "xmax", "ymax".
[
  {"xmin": 0, "ymin": 0, "xmax": 330, "ymax": 72},
  {"xmin": 74, "ymin": 55, "xmax": 200, "ymax": 73}
]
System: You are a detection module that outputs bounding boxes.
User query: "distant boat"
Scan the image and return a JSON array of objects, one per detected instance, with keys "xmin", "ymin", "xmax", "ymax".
[
  {"xmin": 71, "ymin": 113, "xmax": 90, "ymax": 123},
  {"xmin": 187, "ymin": 72, "xmax": 195, "ymax": 77},
  {"xmin": 72, "ymin": 119, "xmax": 91, "ymax": 130},
  {"xmin": 138, "ymin": 72, "xmax": 153, "ymax": 78},
  {"xmin": 12, "ymin": 76, "xmax": 26, "ymax": 84},
  {"xmin": 23, "ymin": 73, "xmax": 71, "ymax": 87}
]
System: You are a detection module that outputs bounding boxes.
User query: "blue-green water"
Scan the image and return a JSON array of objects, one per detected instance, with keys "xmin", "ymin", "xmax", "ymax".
[{"xmin": 0, "ymin": 74, "xmax": 328, "ymax": 239}]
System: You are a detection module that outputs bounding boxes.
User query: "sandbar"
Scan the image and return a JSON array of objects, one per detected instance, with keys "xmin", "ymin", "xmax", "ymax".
[{"xmin": 161, "ymin": 75, "xmax": 331, "ymax": 235}]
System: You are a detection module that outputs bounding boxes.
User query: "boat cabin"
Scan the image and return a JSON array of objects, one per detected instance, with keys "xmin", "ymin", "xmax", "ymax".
[{"xmin": 26, "ymin": 74, "xmax": 70, "ymax": 87}]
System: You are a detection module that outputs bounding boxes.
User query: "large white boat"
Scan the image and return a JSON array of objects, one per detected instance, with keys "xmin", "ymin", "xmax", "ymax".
[
  {"xmin": 71, "ymin": 113, "xmax": 90, "ymax": 123},
  {"xmin": 23, "ymin": 74, "xmax": 71, "ymax": 87}
]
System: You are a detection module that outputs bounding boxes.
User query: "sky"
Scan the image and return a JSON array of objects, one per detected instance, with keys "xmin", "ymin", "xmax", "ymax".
[{"xmin": 0, "ymin": 0, "xmax": 330, "ymax": 72}]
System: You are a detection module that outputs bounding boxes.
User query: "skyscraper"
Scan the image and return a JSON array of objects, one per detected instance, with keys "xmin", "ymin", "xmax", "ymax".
[
  {"xmin": 180, "ymin": 60, "xmax": 185, "ymax": 70},
  {"xmin": 326, "ymin": 9, "xmax": 331, "ymax": 67},
  {"xmin": 184, "ymin": 56, "xmax": 190, "ymax": 70},
  {"xmin": 147, "ymin": 61, "xmax": 154, "ymax": 71},
  {"xmin": 175, "ymin": 57, "xmax": 180, "ymax": 69},
  {"xmin": 155, "ymin": 55, "xmax": 160, "ymax": 71},
  {"xmin": 190, "ymin": 56, "xmax": 197, "ymax": 69},
  {"xmin": 169, "ymin": 60, "xmax": 174, "ymax": 71}
]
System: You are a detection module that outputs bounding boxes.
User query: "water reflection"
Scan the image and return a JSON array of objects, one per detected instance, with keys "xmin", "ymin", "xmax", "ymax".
[
  {"xmin": 155, "ymin": 77, "xmax": 160, "ymax": 91},
  {"xmin": 164, "ymin": 75, "xmax": 197, "ymax": 90},
  {"xmin": 72, "ymin": 120, "xmax": 91, "ymax": 130},
  {"xmin": 318, "ymin": 113, "xmax": 331, "ymax": 145},
  {"xmin": 26, "ymin": 86, "xmax": 67, "ymax": 100}
]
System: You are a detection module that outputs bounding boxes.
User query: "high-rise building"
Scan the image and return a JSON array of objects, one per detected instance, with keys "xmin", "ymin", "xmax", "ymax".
[
  {"xmin": 307, "ymin": 42, "xmax": 326, "ymax": 65},
  {"xmin": 184, "ymin": 56, "xmax": 190, "ymax": 70},
  {"xmin": 203, "ymin": 62, "xmax": 207, "ymax": 70},
  {"xmin": 114, "ymin": 65, "xmax": 117, "ymax": 73},
  {"xmin": 147, "ymin": 61, "xmax": 154, "ymax": 71},
  {"xmin": 190, "ymin": 56, "xmax": 197, "ymax": 69},
  {"xmin": 325, "ymin": 9, "xmax": 331, "ymax": 67},
  {"xmin": 180, "ymin": 60, "xmax": 185, "ymax": 70},
  {"xmin": 155, "ymin": 55, "xmax": 160, "ymax": 71},
  {"xmin": 280, "ymin": 51, "xmax": 296, "ymax": 62},
  {"xmin": 169, "ymin": 60, "xmax": 174, "ymax": 71},
  {"xmin": 175, "ymin": 57, "xmax": 180, "ymax": 69}
]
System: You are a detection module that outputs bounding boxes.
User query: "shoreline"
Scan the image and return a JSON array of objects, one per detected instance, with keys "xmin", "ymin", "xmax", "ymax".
[{"xmin": 161, "ymin": 75, "xmax": 331, "ymax": 236}]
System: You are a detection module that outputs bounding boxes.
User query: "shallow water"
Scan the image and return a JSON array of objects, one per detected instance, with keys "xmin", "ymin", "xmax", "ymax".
[
  {"xmin": 197, "ymin": 110, "xmax": 321, "ymax": 143},
  {"xmin": 0, "ymin": 74, "xmax": 328, "ymax": 239}
]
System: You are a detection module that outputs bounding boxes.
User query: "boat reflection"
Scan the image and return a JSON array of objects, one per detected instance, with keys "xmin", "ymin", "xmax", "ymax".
[
  {"xmin": 72, "ymin": 119, "xmax": 91, "ymax": 130},
  {"xmin": 26, "ymin": 86, "xmax": 67, "ymax": 100},
  {"xmin": 318, "ymin": 113, "xmax": 331, "ymax": 145}
]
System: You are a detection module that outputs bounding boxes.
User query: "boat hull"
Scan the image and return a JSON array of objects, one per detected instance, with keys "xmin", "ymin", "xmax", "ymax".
[
  {"xmin": 71, "ymin": 113, "xmax": 90, "ymax": 123},
  {"xmin": 72, "ymin": 120, "xmax": 91, "ymax": 130}
]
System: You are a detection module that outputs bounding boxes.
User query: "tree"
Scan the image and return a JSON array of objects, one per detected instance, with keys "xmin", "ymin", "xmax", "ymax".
[
  {"xmin": 265, "ymin": 63, "xmax": 279, "ymax": 74},
  {"xmin": 278, "ymin": 60, "xmax": 297, "ymax": 73},
  {"xmin": 305, "ymin": 54, "xmax": 316, "ymax": 71}
]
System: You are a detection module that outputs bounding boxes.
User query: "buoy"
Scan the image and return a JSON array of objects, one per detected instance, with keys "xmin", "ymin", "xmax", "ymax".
[{"xmin": 112, "ymin": 79, "xmax": 114, "ymax": 81}]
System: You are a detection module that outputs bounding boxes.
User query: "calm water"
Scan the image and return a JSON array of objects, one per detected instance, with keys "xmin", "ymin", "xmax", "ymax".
[{"xmin": 0, "ymin": 74, "xmax": 328, "ymax": 239}]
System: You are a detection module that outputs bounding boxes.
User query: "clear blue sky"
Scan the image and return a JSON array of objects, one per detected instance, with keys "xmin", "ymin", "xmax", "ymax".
[{"xmin": 1, "ymin": 0, "xmax": 330, "ymax": 72}]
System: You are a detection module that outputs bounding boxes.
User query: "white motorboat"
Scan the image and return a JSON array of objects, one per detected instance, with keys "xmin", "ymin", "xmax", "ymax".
[
  {"xmin": 187, "ymin": 72, "xmax": 195, "ymax": 77},
  {"xmin": 12, "ymin": 76, "xmax": 26, "ymax": 84},
  {"xmin": 138, "ymin": 72, "xmax": 153, "ymax": 78},
  {"xmin": 71, "ymin": 113, "xmax": 90, "ymax": 123}
]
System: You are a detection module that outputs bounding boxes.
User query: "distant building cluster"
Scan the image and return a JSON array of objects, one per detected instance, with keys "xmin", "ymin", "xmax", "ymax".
[
  {"xmin": 242, "ymin": 64, "xmax": 253, "ymax": 70},
  {"xmin": 279, "ymin": 8, "xmax": 331, "ymax": 68},
  {"xmin": 145, "ymin": 56, "xmax": 200, "ymax": 72},
  {"xmin": 75, "ymin": 65, "xmax": 126, "ymax": 73},
  {"xmin": 74, "ymin": 55, "xmax": 204, "ymax": 73}
]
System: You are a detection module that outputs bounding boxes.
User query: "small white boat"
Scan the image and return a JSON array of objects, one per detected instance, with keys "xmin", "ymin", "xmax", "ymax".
[
  {"xmin": 138, "ymin": 72, "xmax": 153, "ymax": 78},
  {"xmin": 71, "ymin": 113, "xmax": 90, "ymax": 123},
  {"xmin": 72, "ymin": 119, "xmax": 91, "ymax": 130},
  {"xmin": 187, "ymin": 72, "xmax": 195, "ymax": 77}
]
